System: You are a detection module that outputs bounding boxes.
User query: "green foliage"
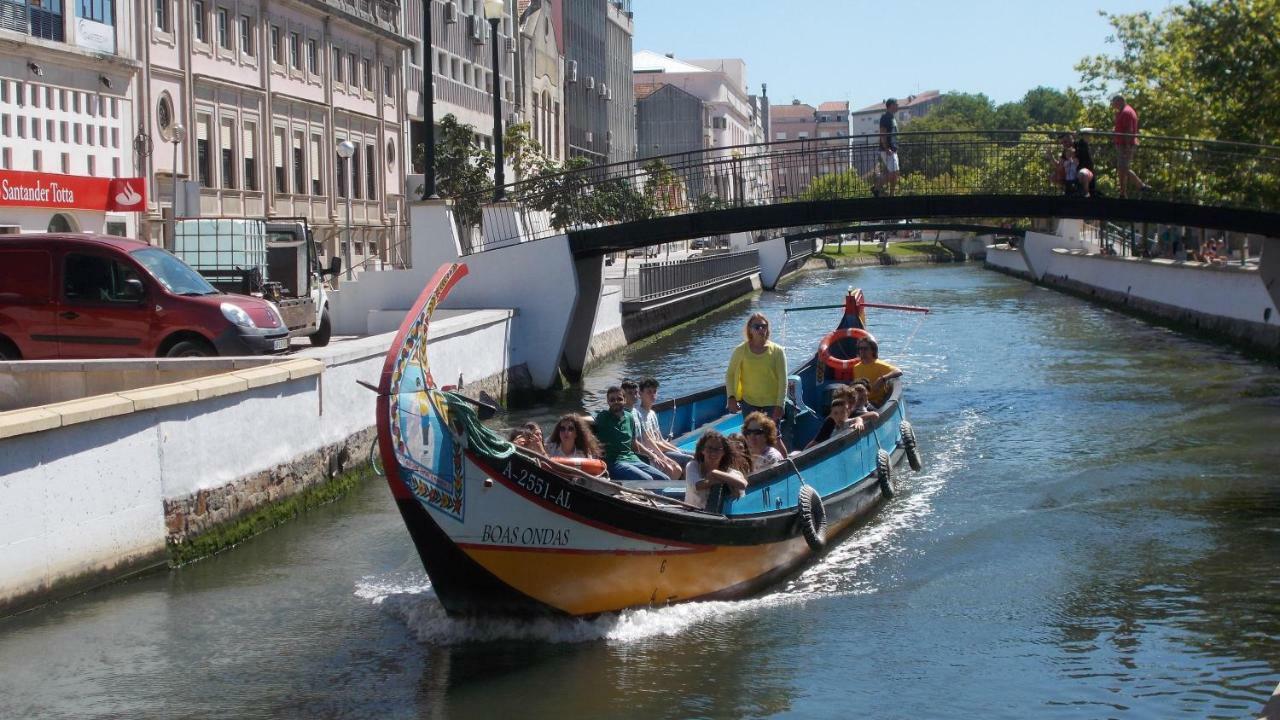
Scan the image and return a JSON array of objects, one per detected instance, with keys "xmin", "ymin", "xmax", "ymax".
[
  {"xmin": 414, "ymin": 114, "xmax": 493, "ymax": 229},
  {"xmin": 1076, "ymin": 0, "xmax": 1280, "ymax": 145}
]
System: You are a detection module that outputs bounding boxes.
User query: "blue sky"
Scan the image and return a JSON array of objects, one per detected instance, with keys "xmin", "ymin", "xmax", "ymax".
[{"xmin": 632, "ymin": 0, "xmax": 1177, "ymax": 109}]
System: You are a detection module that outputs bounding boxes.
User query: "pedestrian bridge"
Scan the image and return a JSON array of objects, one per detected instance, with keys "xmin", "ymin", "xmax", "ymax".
[{"xmin": 463, "ymin": 130, "xmax": 1280, "ymax": 258}]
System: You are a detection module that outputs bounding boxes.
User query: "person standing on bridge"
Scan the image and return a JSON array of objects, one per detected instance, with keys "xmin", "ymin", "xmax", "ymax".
[
  {"xmin": 725, "ymin": 312, "xmax": 788, "ymax": 422},
  {"xmin": 874, "ymin": 99, "xmax": 901, "ymax": 197},
  {"xmin": 1111, "ymin": 95, "xmax": 1150, "ymax": 198},
  {"xmin": 1056, "ymin": 132, "xmax": 1096, "ymax": 198}
]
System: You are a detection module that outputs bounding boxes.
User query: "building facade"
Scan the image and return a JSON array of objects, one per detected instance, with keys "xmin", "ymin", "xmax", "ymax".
[
  {"xmin": 562, "ymin": 0, "xmax": 632, "ymax": 164},
  {"xmin": 404, "ymin": 0, "xmax": 518, "ymax": 188},
  {"xmin": 0, "ymin": 0, "xmax": 144, "ymax": 235},
  {"xmin": 850, "ymin": 90, "xmax": 944, "ymax": 137},
  {"xmin": 633, "ymin": 52, "xmax": 766, "ymax": 205},
  {"xmin": 136, "ymin": 1, "xmax": 411, "ymax": 265},
  {"xmin": 516, "ymin": 0, "xmax": 565, "ymax": 165}
]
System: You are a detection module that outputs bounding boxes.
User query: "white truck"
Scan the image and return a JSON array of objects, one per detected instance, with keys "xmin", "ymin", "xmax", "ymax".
[{"xmin": 173, "ymin": 218, "xmax": 341, "ymax": 347}]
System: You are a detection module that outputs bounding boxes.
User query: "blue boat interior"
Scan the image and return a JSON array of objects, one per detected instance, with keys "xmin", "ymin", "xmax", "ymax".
[{"xmin": 645, "ymin": 300, "xmax": 905, "ymax": 517}]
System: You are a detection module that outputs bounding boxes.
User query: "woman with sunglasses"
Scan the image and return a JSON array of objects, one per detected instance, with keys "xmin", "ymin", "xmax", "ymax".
[
  {"xmin": 684, "ymin": 430, "xmax": 748, "ymax": 509},
  {"xmin": 725, "ymin": 312, "xmax": 788, "ymax": 422},
  {"xmin": 545, "ymin": 413, "xmax": 603, "ymax": 460},
  {"xmin": 742, "ymin": 412, "xmax": 785, "ymax": 469}
]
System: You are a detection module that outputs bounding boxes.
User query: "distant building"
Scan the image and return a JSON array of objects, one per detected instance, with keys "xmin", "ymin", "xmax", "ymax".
[
  {"xmin": 633, "ymin": 51, "xmax": 767, "ymax": 203},
  {"xmin": 850, "ymin": 90, "xmax": 944, "ymax": 137},
  {"xmin": 769, "ymin": 99, "xmax": 854, "ymax": 195},
  {"xmin": 562, "ymin": 0, "xmax": 634, "ymax": 164}
]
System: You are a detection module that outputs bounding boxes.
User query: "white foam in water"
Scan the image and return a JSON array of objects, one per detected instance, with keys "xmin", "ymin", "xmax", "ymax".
[{"xmin": 355, "ymin": 414, "xmax": 975, "ymax": 646}]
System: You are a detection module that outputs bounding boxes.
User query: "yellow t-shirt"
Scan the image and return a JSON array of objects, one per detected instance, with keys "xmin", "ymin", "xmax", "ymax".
[
  {"xmin": 853, "ymin": 359, "xmax": 900, "ymax": 406},
  {"xmin": 725, "ymin": 341, "xmax": 787, "ymax": 408}
]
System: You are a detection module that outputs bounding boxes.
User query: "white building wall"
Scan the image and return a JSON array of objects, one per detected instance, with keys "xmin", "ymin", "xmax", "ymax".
[{"xmin": 0, "ymin": 3, "xmax": 141, "ymax": 236}]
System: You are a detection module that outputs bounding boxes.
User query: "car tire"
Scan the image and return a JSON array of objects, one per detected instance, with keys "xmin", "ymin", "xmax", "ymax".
[
  {"xmin": 0, "ymin": 337, "xmax": 20, "ymax": 361},
  {"xmin": 165, "ymin": 340, "xmax": 215, "ymax": 358},
  {"xmin": 309, "ymin": 309, "xmax": 332, "ymax": 347}
]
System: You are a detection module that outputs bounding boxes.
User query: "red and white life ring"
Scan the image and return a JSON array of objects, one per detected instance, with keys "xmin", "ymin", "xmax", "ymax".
[
  {"xmin": 816, "ymin": 328, "xmax": 873, "ymax": 381},
  {"xmin": 550, "ymin": 457, "xmax": 607, "ymax": 476}
]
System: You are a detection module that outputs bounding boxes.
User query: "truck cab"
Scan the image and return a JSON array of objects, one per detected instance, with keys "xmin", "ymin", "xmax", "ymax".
[{"xmin": 173, "ymin": 218, "xmax": 340, "ymax": 347}]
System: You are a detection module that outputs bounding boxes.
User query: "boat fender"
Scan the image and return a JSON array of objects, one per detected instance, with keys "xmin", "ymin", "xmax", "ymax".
[
  {"xmin": 876, "ymin": 449, "xmax": 895, "ymax": 498},
  {"xmin": 550, "ymin": 457, "xmax": 608, "ymax": 476},
  {"xmin": 817, "ymin": 328, "xmax": 874, "ymax": 381},
  {"xmin": 796, "ymin": 484, "xmax": 828, "ymax": 551},
  {"xmin": 900, "ymin": 420, "xmax": 923, "ymax": 472}
]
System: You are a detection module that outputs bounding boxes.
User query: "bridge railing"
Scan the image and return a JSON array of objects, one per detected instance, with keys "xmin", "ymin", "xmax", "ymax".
[
  {"xmin": 460, "ymin": 130, "xmax": 1280, "ymax": 252},
  {"xmin": 622, "ymin": 249, "xmax": 760, "ymax": 303}
]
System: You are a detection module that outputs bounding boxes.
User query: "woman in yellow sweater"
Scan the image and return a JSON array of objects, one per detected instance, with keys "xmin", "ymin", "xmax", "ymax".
[{"xmin": 725, "ymin": 312, "xmax": 788, "ymax": 421}]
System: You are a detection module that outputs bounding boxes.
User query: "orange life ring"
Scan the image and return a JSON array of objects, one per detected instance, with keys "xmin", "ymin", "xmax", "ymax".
[
  {"xmin": 550, "ymin": 457, "xmax": 607, "ymax": 476},
  {"xmin": 817, "ymin": 328, "xmax": 873, "ymax": 381}
]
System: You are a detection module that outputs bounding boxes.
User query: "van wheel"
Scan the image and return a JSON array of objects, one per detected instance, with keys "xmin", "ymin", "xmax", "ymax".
[
  {"xmin": 165, "ymin": 340, "xmax": 215, "ymax": 357},
  {"xmin": 0, "ymin": 337, "xmax": 20, "ymax": 361},
  {"xmin": 309, "ymin": 310, "xmax": 332, "ymax": 347}
]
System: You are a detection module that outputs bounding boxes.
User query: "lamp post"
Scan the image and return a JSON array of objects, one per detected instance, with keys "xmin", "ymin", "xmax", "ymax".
[
  {"xmin": 483, "ymin": 0, "xmax": 506, "ymax": 201},
  {"xmin": 336, "ymin": 139, "xmax": 356, "ymax": 281},
  {"xmin": 169, "ymin": 124, "xmax": 185, "ymax": 240},
  {"xmin": 421, "ymin": 0, "xmax": 437, "ymax": 198}
]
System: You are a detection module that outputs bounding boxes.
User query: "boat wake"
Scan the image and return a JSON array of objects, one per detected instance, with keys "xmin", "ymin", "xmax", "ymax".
[
  {"xmin": 777, "ymin": 406, "xmax": 977, "ymax": 596},
  {"xmin": 355, "ymin": 575, "xmax": 813, "ymax": 645},
  {"xmin": 354, "ymin": 410, "xmax": 975, "ymax": 646}
]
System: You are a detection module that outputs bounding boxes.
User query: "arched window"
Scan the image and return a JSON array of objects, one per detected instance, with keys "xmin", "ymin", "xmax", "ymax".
[{"xmin": 48, "ymin": 213, "xmax": 78, "ymax": 233}]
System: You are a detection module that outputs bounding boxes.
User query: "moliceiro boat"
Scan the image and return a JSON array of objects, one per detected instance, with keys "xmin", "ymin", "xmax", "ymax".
[{"xmin": 376, "ymin": 263, "xmax": 927, "ymax": 617}]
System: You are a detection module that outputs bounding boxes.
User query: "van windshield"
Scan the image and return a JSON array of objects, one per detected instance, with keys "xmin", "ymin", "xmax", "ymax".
[{"xmin": 131, "ymin": 247, "xmax": 219, "ymax": 296}]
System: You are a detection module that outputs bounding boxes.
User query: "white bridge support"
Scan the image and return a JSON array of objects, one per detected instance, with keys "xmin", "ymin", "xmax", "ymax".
[
  {"xmin": 326, "ymin": 200, "xmax": 580, "ymax": 390},
  {"xmin": 756, "ymin": 236, "xmax": 791, "ymax": 290}
]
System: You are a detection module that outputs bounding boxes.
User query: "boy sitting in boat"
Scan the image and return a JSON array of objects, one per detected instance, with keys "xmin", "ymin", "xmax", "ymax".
[
  {"xmin": 805, "ymin": 396, "xmax": 867, "ymax": 449},
  {"xmin": 683, "ymin": 430, "xmax": 748, "ymax": 509},
  {"xmin": 637, "ymin": 377, "xmax": 695, "ymax": 471},
  {"xmin": 851, "ymin": 338, "xmax": 902, "ymax": 407},
  {"xmin": 622, "ymin": 379, "xmax": 683, "ymax": 480},
  {"xmin": 849, "ymin": 381, "xmax": 880, "ymax": 423}
]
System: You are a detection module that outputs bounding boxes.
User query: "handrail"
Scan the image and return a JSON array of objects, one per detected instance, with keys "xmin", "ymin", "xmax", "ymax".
[{"xmin": 451, "ymin": 128, "xmax": 1280, "ymax": 253}]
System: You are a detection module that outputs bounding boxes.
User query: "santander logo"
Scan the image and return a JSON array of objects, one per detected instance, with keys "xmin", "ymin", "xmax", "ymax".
[
  {"xmin": 106, "ymin": 178, "xmax": 146, "ymax": 211},
  {"xmin": 115, "ymin": 183, "xmax": 142, "ymax": 207}
]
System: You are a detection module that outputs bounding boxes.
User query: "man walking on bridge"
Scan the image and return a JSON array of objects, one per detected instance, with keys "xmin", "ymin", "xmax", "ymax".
[
  {"xmin": 874, "ymin": 98, "xmax": 901, "ymax": 197},
  {"xmin": 1111, "ymin": 95, "xmax": 1150, "ymax": 198}
]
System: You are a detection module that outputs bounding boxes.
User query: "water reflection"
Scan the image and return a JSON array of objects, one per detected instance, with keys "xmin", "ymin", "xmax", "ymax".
[{"xmin": 1, "ymin": 265, "xmax": 1277, "ymax": 719}]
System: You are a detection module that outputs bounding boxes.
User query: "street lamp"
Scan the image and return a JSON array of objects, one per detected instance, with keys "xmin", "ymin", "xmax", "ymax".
[
  {"xmin": 483, "ymin": 0, "xmax": 506, "ymax": 201},
  {"xmin": 169, "ymin": 123, "xmax": 185, "ymax": 238},
  {"xmin": 336, "ymin": 139, "xmax": 356, "ymax": 281},
  {"xmin": 420, "ymin": 0, "xmax": 437, "ymax": 198}
]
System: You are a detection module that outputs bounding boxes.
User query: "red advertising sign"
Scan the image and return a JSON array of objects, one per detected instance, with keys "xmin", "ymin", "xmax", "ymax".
[{"xmin": 0, "ymin": 170, "xmax": 146, "ymax": 212}]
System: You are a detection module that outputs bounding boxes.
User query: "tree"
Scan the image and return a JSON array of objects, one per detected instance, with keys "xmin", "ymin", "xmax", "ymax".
[{"xmin": 415, "ymin": 114, "xmax": 493, "ymax": 230}]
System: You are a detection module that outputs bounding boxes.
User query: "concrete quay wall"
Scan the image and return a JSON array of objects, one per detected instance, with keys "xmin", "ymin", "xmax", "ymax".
[
  {"xmin": 0, "ymin": 313, "xmax": 514, "ymax": 617},
  {"xmin": 1041, "ymin": 250, "xmax": 1280, "ymax": 355}
]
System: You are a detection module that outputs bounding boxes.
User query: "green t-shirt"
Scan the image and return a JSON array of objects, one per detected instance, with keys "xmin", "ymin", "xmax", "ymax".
[{"xmin": 594, "ymin": 409, "xmax": 641, "ymax": 464}]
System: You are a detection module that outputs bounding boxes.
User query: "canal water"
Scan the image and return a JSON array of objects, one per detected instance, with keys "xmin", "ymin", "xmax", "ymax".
[{"xmin": 1, "ymin": 265, "xmax": 1277, "ymax": 719}]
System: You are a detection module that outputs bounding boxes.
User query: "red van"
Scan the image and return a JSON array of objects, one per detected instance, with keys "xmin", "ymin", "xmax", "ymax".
[{"xmin": 0, "ymin": 233, "xmax": 291, "ymax": 359}]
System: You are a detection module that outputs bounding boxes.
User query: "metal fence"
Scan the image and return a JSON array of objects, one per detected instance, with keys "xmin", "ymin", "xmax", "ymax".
[
  {"xmin": 622, "ymin": 249, "xmax": 759, "ymax": 303},
  {"xmin": 456, "ymin": 130, "xmax": 1280, "ymax": 252}
]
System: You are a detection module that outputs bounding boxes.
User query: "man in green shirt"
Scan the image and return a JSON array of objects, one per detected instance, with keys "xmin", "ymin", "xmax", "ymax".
[{"xmin": 594, "ymin": 386, "xmax": 669, "ymax": 483}]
